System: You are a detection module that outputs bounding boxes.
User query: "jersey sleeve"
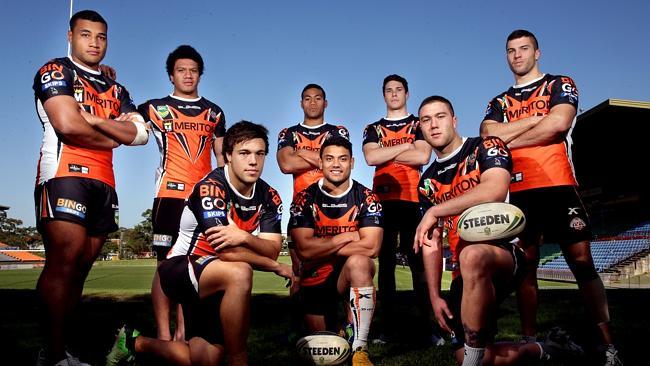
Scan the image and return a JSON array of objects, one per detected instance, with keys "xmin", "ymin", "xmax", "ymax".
[
  {"xmin": 259, "ymin": 187, "xmax": 283, "ymax": 234},
  {"xmin": 413, "ymin": 119, "xmax": 425, "ymax": 141},
  {"xmin": 33, "ymin": 60, "xmax": 75, "ymax": 103},
  {"xmin": 477, "ymin": 136, "xmax": 513, "ymax": 173},
  {"xmin": 289, "ymin": 189, "xmax": 315, "ymax": 230},
  {"xmin": 335, "ymin": 125, "xmax": 350, "ymax": 140},
  {"xmin": 186, "ymin": 179, "xmax": 229, "ymax": 233},
  {"xmin": 549, "ymin": 75, "xmax": 579, "ymax": 109},
  {"xmin": 356, "ymin": 188, "xmax": 383, "ymax": 228},
  {"xmin": 277, "ymin": 127, "xmax": 294, "ymax": 151},
  {"xmin": 482, "ymin": 96, "xmax": 505, "ymax": 123},
  {"xmin": 137, "ymin": 102, "xmax": 151, "ymax": 123},
  {"xmin": 417, "ymin": 175, "xmax": 435, "ymax": 217},
  {"xmin": 117, "ymin": 84, "xmax": 137, "ymax": 114},
  {"xmin": 213, "ymin": 105, "xmax": 226, "ymax": 138},
  {"xmin": 362, "ymin": 123, "xmax": 379, "ymax": 145}
]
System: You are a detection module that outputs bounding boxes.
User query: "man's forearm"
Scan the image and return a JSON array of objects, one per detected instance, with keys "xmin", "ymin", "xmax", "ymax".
[
  {"xmin": 480, "ymin": 116, "xmax": 542, "ymax": 144},
  {"xmin": 218, "ymin": 247, "xmax": 280, "ymax": 273},
  {"xmin": 363, "ymin": 143, "xmax": 410, "ymax": 166}
]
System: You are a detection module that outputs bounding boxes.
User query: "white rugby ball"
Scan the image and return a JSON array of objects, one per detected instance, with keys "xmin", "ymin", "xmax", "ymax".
[
  {"xmin": 457, "ymin": 202, "xmax": 525, "ymax": 242},
  {"xmin": 296, "ymin": 331, "xmax": 351, "ymax": 365}
]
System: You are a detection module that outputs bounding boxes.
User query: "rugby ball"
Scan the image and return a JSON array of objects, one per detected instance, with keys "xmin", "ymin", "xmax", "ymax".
[
  {"xmin": 457, "ymin": 202, "xmax": 525, "ymax": 242},
  {"xmin": 296, "ymin": 331, "xmax": 351, "ymax": 365}
]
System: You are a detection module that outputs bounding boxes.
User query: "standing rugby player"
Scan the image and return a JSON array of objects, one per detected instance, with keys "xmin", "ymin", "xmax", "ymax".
[
  {"xmin": 138, "ymin": 45, "xmax": 226, "ymax": 342},
  {"xmin": 33, "ymin": 10, "xmax": 148, "ymax": 366}
]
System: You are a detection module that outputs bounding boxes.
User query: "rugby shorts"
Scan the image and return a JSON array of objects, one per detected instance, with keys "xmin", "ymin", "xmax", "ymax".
[{"xmin": 34, "ymin": 177, "xmax": 118, "ymax": 235}]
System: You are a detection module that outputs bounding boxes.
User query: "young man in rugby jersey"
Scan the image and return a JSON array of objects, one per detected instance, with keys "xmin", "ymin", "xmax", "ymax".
[
  {"xmin": 415, "ymin": 96, "xmax": 582, "ymax": 366},
  {"xmin": 138, "ymin": 45, "xmax": 226, "ymax": 342},
  {"xmin": 481, "ymin": 29, "xmax": 622, "ymax": 366},
  {"xmin": 290, "ymin": 136, "xmax": 383, "ymax": 366},
  {"xmin": 107, "ymin": 121, "xmax": 292, "ymax": 366},
  {"xmin": 362, "ymin": 74, "xmax": 438, "ymax": 344},
  {"xmin": 277, "ymin": 84, "xmax": 350, "ymax": 339},
  {"xmin": 32, "ymin": 10, "xmax": 148, "ymax": 366}
]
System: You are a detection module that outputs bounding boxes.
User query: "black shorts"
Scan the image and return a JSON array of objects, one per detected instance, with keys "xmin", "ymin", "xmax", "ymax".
[
  {"xmin": 380, "ymin": 200, "xmax": 424, "ymax": 271},
  {"xmin": 510, "ymin": 185, "xmax": 592, "ymax": 247},
  {"xmin": 299, "ymin": 261, "xmax": 345, "ymax": 316},
  {"xmin": 158, "ymin": 255, "xmax": 224, "ymax": 344},
  {"xmin": 34, "ymin": 177, "xmax": 118, "ymax": 235},
  {"xmin": 151, "ymin": 198, "xmax": 186, "ymax": 260},
  {"xmin": 448, "ymin": 242, "xmax": 526, "ymax": 351}
]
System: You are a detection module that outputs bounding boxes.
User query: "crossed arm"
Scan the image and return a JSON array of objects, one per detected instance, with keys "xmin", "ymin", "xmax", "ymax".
[
  {"xmin": 363, "ymin": 140, "xmax": 431, "ymax": 166},
  {"xmin": 277, "ymin": 146, "xmax": 320, "ymax": 174},
  {"xmin": 480, "ymin": 104, "xmax": 576, "ymax": 149},
  {"xmin": 292, "ymin": 226, "xmax": 383, "ymax": 261}
]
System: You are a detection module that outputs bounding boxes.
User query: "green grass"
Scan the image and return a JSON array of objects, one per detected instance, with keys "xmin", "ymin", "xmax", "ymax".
[{"xmin": 0, "ymin": 259, "xmax": 645, "ymax": 365}]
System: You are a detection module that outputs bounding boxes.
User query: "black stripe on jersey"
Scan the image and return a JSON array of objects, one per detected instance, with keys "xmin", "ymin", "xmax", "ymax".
[
  {"xmin": 196, "ymin": 135, "xmax": 208, "ymax": 161},
  {"xmin": 175, "ymin": 132, "xmax": 192, "ymax": 159},
  {"xmin": 185, "ymin": 224, "xmax": 203, "ymax": 256}
]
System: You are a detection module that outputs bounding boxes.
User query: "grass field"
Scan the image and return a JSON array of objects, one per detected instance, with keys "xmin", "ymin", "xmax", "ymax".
[{"xmin": 0, "ymin": 259, "xmax": 646, "ymax": 365}]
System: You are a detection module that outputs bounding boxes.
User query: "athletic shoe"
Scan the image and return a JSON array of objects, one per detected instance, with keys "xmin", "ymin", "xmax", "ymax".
[
  {"xmin": 541, "ymin": 327, "xmax": 584, "ymax": 361},
  {"xmin": 602, "ymin": 344, "xmax": 623, "ymax": 366},
  {"xmin": 370, "ymin": 333, "xmax": 392, "ymax": 345},
  {"xmin": 37, "ymin": 349, "xmax": 91, "ymax": 366},
  {"xmin": 105, "ymin": 325, "xmax": 139, "ymax": 366},
  {"xmin": 430, "ymin": 332, "xmax": 446, "ymax": 346},
  {"xmin": 351, "ymin": 347, "xmax": 373, "ymax": 366}
]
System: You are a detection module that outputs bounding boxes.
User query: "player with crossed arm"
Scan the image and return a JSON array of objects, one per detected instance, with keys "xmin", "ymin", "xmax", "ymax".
[
  {"xmin": 414, "ymin": 96, "xmax": 582, "ymax": 366},
  {"xmin": 33, "ymin": 10, "xmax": 148, "ymax": 366},
  {"xmin": 138, "ymin": 45, "xmax": 226, "ymax": 342},
  {"xmin": 290, "ymin": 136, "xmax": 382, "ymax": 366},
  {"xmin": 106, "ymin": 121, "xmax": 291, "ymax": 366},
  {"xmin": 481, "ymin": 29, "xmax": 621, "ymax": 366}
]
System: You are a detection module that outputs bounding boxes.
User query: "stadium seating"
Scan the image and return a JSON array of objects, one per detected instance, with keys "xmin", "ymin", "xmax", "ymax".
[
  {"xmin": 0, "ymin": 251, "xmax": 45, "ymax": 262},
  {"xmin": 539, "ymin": 238, "xmax": 649, "ymax": 272}
]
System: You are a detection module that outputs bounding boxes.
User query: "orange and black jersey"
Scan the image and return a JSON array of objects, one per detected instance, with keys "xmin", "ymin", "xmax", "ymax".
[
  {"xmin": 418, "ymin": 137, "xmax": 512, "ymax": 278},
  {"xmin": 169, "ymin": 166, "xmax": 282, "ymax": 258},
  {"xmin": 483, "ymin": 74, "xmax": 579, "ymax": 192},
  {"xmin": 289, "ymin": 179, "xmax": 382, "ymax": 286},
  {"xmin": 138, "ymin": 96, "xmax": 226, "ymax": 199},
  {"xmin": 277, "ymin": 123, "xmax": 349, "ymax": 198},
  {"xmin": 33, "ymin": 57, "xmax": 137, "ymax": 187},
  {"xmin": 362, "ymin": 114, "xmax": 424, "ymax": 202}
]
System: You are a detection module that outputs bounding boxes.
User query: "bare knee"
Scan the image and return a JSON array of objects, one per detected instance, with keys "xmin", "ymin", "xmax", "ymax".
[
  {"xmin": 345, "ymin": 255, "xmax": 375, "ymax": 278},
  {"xmin": 459, "ymin": 247, "xmax": 490, "ymax": 281},
  {"xmin": 225, "ymin": 262, "xmax": 253, "ymax": 291}
]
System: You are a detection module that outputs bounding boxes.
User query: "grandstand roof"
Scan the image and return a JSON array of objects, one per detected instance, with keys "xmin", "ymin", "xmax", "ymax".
[{"xmin": 0, "ymin": 251, "xmax": 45, "ymax": 262}]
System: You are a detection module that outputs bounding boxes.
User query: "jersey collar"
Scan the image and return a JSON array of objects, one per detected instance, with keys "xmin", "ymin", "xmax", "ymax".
[
  {"xmin": 169, "ymin": 94, "xmax": 202, "ymax": 102},
  {"xmin": 317, "ymin": 178, "xmax": 353, "ymax": 198},
  {"xmin": 67, "ymin": 56, "xmax": 101, "ymax": 75},
  {"xmin": 384, "ymin": 113, "xmax": 412, "ymax": 121},
  {"xmin": 435, "ymin": 137, "xmax": 468, "ymax": 163},
  {"xmin": 300, "ymin": 122, "xmax": 328, "ymax": 129},
  {"xmin": 513, "ymin": 73, "xmax": 546, "ymax": 89}
]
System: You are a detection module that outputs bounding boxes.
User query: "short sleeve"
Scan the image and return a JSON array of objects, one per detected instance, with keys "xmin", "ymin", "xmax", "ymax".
[
  {"xmin": 289, "ymin": 189, "xmax": 315, "ymax": 230},
  {"xmin": 33, "ymin": 60, "xmax": 75, "ymax": 103},
  {"xmin": 362, "ymin": 123, "xmax": 379, "ymax": 145},
  {"xmin": 186, "ymin": 179, "xmax": 229, "ymax": 233},
  {"xmin": 477, "ymin": 136, "xmax": 513, "ymax": 173},
  {"xmin": 259, "ymin": 187, "xmax": 283, "ymax": 234},
  {"xmin": 356, "ymin": 188, "xmax": 383, "ymax": 228},
  {"xmin": 549, "ymin": 75, "xmax": 579, "ymax": 109},
  {"xmin": 277, "ymin": 127, "xmax": 294, "ymax": 151}
]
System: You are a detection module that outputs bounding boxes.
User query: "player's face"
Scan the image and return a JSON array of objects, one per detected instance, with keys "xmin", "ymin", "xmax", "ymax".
[
  {"xmin": 506, "ymin": 36, "xmax": 540, "ymax": 78},
  {"xmin": 320, "ymin": 145, "xmax": 354, "ymax": 185},
  {"xmin": 226, "ymin": 138, "xmax": 267, "ymax": 188},
  {"xmin": 419, "ymin": 101, "xmax": 458, "ymax": 151},
  {"xmin": 383, "ymin": 80, "xmax": 408, "ymax": 111},
  {"xmin": 301, "ymin": 88, "xmax": 327, "ymax": 119},
  {"xmin": 68, "ymin": 19, "xmax": 107, "ymax": 69},
  {"xmin": 170, "ymin": 59, "xmax": 201, "ymax": 96}
]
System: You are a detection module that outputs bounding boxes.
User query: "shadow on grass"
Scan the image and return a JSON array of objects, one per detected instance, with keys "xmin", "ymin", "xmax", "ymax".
[{"xmin": 1, "ymin": 289, "xmax": 646, "ymax": 365}]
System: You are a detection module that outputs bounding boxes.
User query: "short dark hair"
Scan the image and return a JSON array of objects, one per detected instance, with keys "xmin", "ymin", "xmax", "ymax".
[
  {"xmin": 70, "ymin": 10, "xmax": 107, "ymax": 31},
  {"xmin": 301, "ymin": 84, "xmax": 326, "ymax": 100},
  {"xmin": 222, "ymin": 121, "xmax": 269, "ymax": 163},
  {"xmin": 418, "ymin": 95, "xmax": 455, "ymax": 116},
  {"xmin": 320, "ymin": 135, "xmax": 352, "ymax": 157},
  {"xmin": 507, "ymin": 29, "xmax": 539, "ymax": 50},
  {"xmin": 383, "ymin": 74, "xmax": 408, "ymax": 93},
  {"xmin": 166, "ymin": 45, "xmax": 204, "ymax": 76}
]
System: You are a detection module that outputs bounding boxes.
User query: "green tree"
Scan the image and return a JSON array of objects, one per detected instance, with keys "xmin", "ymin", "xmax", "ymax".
[
  {"xmin": 121, "ymin": 209, "xmax": 153, "ymax": 257},
  {"xmin": 0, "ymin": 215, "xmax": 41, "ymax": 249}
]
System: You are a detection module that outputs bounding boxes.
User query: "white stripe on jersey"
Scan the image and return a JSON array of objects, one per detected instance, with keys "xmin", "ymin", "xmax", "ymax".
[{"xmin": 36, "ymin": 99, "xmax": 62, "ymax": 184}]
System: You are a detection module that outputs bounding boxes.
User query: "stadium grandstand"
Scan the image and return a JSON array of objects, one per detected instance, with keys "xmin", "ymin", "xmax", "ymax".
[
  {"xmin": 0, "ymin": 204, "xmax": 45, "ymax": 269},
  {"xmin": 538, "ymin": 99, "xmax": 650, "ymax": 283}
]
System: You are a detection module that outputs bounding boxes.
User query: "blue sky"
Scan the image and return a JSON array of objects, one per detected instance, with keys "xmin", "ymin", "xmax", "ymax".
[{"xmin": 1, "ymin": 0, "xmax": 648, "ymax": 228}]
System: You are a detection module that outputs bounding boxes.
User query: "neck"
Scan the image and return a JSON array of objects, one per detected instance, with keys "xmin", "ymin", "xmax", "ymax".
[
  {"xmin": 173, "ymin": 90, "xmax": 199, "ymax": 99},
  {"xmin": 321, "ymin": 178, "xmax": 350, "ymax": 196},
  {"xmin": 386, "ymin": 107, "xmax": 408, "ymax": 119},
  {"xmin": 226, "ymin": 165, "xmax": 255, "ymax": 197},
  {"xmin": 303, "ymin": 116, "xmax": 324, "ymax": 126},
  {"xmin": 70, "ymin": 54, "xmax": 99, "ymax": 71},
  {"xmin": 434, "ymin": 134, "xmax": 463, "ymax": 159},
  {"xmin": 514, "ymin": 67, "xmax": 543, "ymax": 86}
]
